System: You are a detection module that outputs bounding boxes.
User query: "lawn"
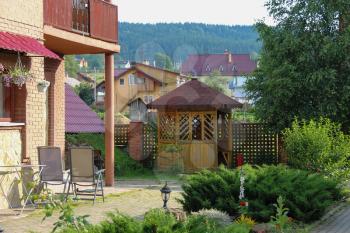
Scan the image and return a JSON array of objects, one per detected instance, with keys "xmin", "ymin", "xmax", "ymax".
[{"xmin": 66, "ymin": 133, "xmax": 182, "ymax": 181}]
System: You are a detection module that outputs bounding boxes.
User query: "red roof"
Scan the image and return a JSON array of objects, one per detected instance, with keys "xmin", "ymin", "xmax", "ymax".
[
  {"xmin": 148, "ymin": 79, "xmax": 243, "ymax": 110},
  {"xmin": 0, "ymin": 31, "xmax": 61, "ymax": 60},
  {"xmin": 65, "ymin": 84, "xmax": 104, "ymax": 133},
  {"xmin": 181, "ymin": 53, "xmax": 256, "ymax": 76}
]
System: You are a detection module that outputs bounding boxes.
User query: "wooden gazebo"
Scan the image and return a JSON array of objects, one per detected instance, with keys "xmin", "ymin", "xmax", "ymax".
[{"xmin": 148, "ymin": 79, "xmax": 243, "ymax": 172}]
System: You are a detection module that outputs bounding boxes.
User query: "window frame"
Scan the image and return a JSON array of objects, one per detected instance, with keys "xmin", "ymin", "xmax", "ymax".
[
  {"xmin": 120, "ymin": 78, "xmax": 125, "ymax": 85},
  {"xmin": 0, "ymin": 85, "xmax": 14, "ymax": 122},
  {"xmin": 128, "ymin": 74, "xmax": 136, "ymax": 85}
]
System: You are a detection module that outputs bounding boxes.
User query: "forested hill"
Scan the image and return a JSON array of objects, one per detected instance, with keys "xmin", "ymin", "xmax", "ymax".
[{"xmin": 118, "ymin": 22, "xmax": 261, "ymax": 63}]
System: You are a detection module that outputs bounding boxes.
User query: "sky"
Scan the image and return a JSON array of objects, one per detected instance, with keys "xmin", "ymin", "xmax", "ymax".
[{"xmin": 113, "ymin": 0, "xmax": 274, "ymax": 26}]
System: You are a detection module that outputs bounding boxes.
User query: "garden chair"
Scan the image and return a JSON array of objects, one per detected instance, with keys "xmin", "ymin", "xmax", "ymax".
[
  {"xmin": 68, "ymin": 147, "xmax": 105, "ymax": 203},
  {"xmin": 38, "ymin": 146, "xmax": 70, "ymax": 195}
]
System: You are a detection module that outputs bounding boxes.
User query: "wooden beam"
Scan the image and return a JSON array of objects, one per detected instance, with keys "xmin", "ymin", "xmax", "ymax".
[{"xmin": 104, "ymin": 52, "xmax": 115, "ymax": 186}]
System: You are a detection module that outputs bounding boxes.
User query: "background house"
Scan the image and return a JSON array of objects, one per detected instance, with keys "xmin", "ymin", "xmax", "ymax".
[
  {"xmin": 181, "ymin": 51, "xmax": 257, "ymax": 103},
  {"xmin": 97, "ymin": 63, "xmax": 188, "ymax": 121}
]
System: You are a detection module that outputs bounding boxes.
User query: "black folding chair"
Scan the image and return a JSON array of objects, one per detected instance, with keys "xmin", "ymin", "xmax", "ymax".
[
  {"xmin": 68, "ymin": 147, "xmax": 105, "ymax": 203},
  {"xmin": 38, "ymin": 147, "xmax": 70, "ymax": 194}
]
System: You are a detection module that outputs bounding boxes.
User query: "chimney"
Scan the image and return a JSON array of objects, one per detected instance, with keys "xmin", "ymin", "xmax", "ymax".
[{"xmin": 224, "ymin": 49, "xmax": 232, "ymax": 63}]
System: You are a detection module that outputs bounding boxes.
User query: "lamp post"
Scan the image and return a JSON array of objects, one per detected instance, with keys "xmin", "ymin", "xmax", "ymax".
[{"xmin": 160, "ymin": 182, "xmax": 172, "ymax": 209}]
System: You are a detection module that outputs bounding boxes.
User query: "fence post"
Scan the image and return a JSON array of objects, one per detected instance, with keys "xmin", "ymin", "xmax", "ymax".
[
  {"xmin": 128, "ymin": 121, "xmax": 144, "ymax": 161},
  {"xmin": 278, "ymin": 135, "xmax": 288, "ymax": 164}
]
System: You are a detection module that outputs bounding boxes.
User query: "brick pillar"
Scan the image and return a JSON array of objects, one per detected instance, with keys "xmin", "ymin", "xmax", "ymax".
[
  {"xmin": 128, "ymin": 121, "xmax": 144, "ymax": 161},
  {"xmin": 105, "ymin": 53, "xmax": 115, "ymax": 186}
]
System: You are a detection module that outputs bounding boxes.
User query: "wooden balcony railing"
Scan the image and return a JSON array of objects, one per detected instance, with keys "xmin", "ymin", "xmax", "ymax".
[{"xmin": 44, "ymin": 0, "xmax": 118, "ymax": 43}]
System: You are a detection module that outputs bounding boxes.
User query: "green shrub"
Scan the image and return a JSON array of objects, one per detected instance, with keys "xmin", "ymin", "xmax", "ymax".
[
  {"xmin": 98, "ymin": 212, "xmax": 142, "ymax": 233},
  {"xmin": 283, "ymin": 118, "xmax": 350, "ymax": 182},
  {"xmin": 143, "ymin": 209, "xmax": 177, "ymax": 233},
  {"xmin": 180, "ymin": 165, "xmax": 342, "ymax": 223},
  {"xmin": 65, "ymin": 133, "xmax": 152, "ymax": 177}
]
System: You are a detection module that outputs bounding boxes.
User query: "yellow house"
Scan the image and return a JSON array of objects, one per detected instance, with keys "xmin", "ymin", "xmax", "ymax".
[{"xmin": 97, "ymin": 63, "xmax": 188, "ymax": 119}]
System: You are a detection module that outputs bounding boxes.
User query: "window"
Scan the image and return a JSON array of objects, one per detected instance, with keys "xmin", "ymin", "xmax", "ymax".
[
  {"xmin": 128, "ymin": 74, "xmax": 136, "ymax": 85},
  {"xmin": 144, "ymin": 95, "xmax": 154, "ymax": 104},
  {"xmin": 120, "ymin": 78, "xmax": 125, "ymax": 85},
  {"xmin": 232, "ymin": 65, "xmax": 237, "ymax": 72},
  {"xmin": 136, "ymin": 77, "xmax": 145, "ymax": 84},
  {"xmin": 205, "ymin": 64, "xmax": 211, "ymax": 72},
  {"xmin": 219, "ymin": 65, "xmax": 224, "ymax": 72},
  {"xmin": 192, "ymin": 114, "xmax": 202, "ymax": 140},
  {"xmin": 0, "ymin": 83, "xmax": 12, "ymax": 122}
]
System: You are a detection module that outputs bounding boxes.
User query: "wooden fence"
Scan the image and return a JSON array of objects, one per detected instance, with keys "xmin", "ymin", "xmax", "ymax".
[
  {"xmin": 115, "ymin": 123, "xmax": 157, "ymax": 158},
  {"xmin": 115, "ymin": 122, "xmax": 279, "ymax": 166},
  {"xmin": 232, "ymin": 123, "xmax": 279, "ymax": 165}
]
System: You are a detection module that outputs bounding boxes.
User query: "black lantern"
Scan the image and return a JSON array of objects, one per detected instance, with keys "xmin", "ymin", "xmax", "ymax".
[{"xmin": 160, "ymin": 182, "xmax": 172, "ymax": 209}]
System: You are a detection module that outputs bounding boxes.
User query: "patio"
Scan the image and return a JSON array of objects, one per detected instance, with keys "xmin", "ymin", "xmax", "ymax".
[{"xmin": 0, "ymin": 181, "xmax": 182, "ymax": 233}]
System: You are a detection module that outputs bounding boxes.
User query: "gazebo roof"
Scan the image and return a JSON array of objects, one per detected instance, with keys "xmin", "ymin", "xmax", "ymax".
[{"xmin": 148, "ymin": 79, "xmax": 243, "ymax": 110}]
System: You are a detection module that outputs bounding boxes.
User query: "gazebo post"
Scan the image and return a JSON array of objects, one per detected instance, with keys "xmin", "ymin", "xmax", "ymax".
[{"xmin": 104, "ymin": 52, "xmax": 115, "ymax": 186}]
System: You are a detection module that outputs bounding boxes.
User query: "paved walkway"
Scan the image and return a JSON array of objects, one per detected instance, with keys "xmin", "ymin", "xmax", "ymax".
[
  {"xmin": 0, "ymin": 181, "xmax": 182, "ymax": 233},
  {"xmin": 312, "ymin": 202, "xmax": 350, "ymax": 233}
]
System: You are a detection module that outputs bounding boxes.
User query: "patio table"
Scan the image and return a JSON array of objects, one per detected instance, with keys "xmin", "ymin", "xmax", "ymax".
[{"xmin": 0, "ymin": 164, "xmax": 45, "ymax": 215}]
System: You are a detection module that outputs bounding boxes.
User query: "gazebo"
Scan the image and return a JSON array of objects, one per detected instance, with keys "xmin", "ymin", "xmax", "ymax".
[{"xmin": 148, "ymin": 79, "xmax": 243, "ymax": 172}]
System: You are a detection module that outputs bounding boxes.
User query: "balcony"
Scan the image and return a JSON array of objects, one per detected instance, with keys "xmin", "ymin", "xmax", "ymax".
[{"xmin": 43, "ymin": 0, "xmax": 119, "ymax": 54}]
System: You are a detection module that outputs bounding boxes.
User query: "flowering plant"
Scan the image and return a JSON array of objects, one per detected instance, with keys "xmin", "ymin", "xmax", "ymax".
[{"xmin": 8, "ymin": 65, "xmax": 33, "ymax": 88}]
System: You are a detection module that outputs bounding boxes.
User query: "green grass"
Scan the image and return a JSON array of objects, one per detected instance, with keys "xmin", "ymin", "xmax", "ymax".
[{"xmin": 66, "ymin": 133, "xmax": 181, "ymax": 181}]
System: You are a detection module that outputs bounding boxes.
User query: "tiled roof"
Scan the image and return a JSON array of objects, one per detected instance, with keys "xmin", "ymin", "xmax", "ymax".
[
  {"xmin": 181, "ymin": 53, "xmax": 257, "ymax": 76},
  {"xmin": 148, "ymin": 79, "xmax": 243, "ymax": 110},
  {"xmin": 0, "ymin": 31, "xmax": 61, "ymax": 60},
  {"xmin": 65, "ymin": 84, "xmax": 104, "ymax": 133}
]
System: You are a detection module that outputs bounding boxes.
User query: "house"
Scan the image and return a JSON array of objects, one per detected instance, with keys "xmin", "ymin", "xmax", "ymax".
[
  {"xmin": 181, "ymin": 51, "xmax": 257, "ymax": 103},
  {"xmin": 96, "ymin": 63, "xmax": 188, "ymax": 121},
  {"xmin": 0, "ymin": 0, "xmax": 119, "ymax": 209}
]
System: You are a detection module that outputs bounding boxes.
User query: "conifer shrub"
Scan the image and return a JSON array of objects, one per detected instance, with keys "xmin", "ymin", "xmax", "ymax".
[{"xmin": 180, "ymin": 165, "xmax": 342, "ymax": 223}]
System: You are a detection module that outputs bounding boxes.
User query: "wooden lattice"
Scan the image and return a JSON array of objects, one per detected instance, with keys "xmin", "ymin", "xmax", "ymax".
[
  {"xmin": 178, "ymin": 113, "xmax": 190, "ymax": 141},
  {"xmin": 159, "ymin": 112, "xmax": 176, "ymax": 142},
  {"xmin": 203, "ymin": 113, "xmax": 215, "ymax": 141},
  {"xmin": 232, "ymin": 123, "xmax": 278, "ymax": 166},
  {"xmin": 115, "ymin": 124, "xmax": 129, "ymax": 145},
  {"xmin": 143, "ymin": 123, "xmax": 158, "ymax": 159},
  {"xmin": 218, "ymin": 113, "xmax": 230, "ymax": 140}
]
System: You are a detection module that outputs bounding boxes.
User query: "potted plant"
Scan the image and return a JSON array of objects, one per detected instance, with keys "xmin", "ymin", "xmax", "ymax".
[
  {"xmin": 37, "ymin": 80, "xmax": 50, "ymax": 92},
  {"xmin": 8, "ymin": 65, "xmax": 33, "ymax": 88}
]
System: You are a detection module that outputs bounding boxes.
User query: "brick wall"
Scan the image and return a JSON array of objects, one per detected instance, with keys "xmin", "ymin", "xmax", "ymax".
[
  {"xmin": 128, "ymin": 121, "xmax": 144, "ymax": 161},
  {"xmin": 0, "ymin": 0, "xmax": 65, "ymax": 163},
  {"xmin": 45, "ymin": 59, "xmax": 66, "ymax": 158}
]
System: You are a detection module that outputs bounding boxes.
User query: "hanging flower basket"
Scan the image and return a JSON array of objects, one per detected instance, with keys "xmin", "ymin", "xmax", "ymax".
[
  {"xmin": 0, "ymin": 53, "xmax": 33, "ymax": 89},
  {"xmin": 37, "ymin": 80, "xmax": 50, "ymax": 92}
]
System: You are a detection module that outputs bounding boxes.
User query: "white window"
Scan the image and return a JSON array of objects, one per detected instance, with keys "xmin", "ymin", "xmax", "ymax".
[
  {"xmin": 128, "ymin": 74, "xmax": 136, "ymax": 85},
  {"xmin": 136, "ymin": 77, "xmax": 145, "ymax": 84},
  {"xmin": 205, "ymin": 64, "xmax": 211, "ymax": 72},
  {"xmin": 219, "ymin": 65, "xmax": 224, "ymax": 72},
  {"xmin": 144, "ymin": 95, "xmax": 154, "ymax": 104},
  {"xmin": 232, "ymin": 65, "xmax": 237, "ymax": 72}
]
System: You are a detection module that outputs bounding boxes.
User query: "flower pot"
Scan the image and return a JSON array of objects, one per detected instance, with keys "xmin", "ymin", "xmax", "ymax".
[{"xmin": 37, "ymin": 80, "xmax": 50, "ymax": 92}]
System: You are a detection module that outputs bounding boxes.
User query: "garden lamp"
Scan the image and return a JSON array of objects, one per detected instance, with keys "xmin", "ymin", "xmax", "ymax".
[{"xmin": 160, "ymin": 181, "xmax": 172, "ymax": 209}]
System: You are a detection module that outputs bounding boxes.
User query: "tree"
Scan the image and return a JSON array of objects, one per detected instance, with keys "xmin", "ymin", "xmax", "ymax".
[
  {"xmin": 246, "ymin": 0, "xmax": 350, "ymax": 132},
  {"xmin": 201, "ymin": 70, "xmax": 228, "ymax": 94},
  {"xmin": 74, "ymin": 83, "xmax": 94, "ymax": 106},
  {"xmin": 64, "ymin": 55, "xmax": 79, "ymax": 77},
  {"xmin": 154, "ymin": 53, "xmax": 174, "ymax": 70}
]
